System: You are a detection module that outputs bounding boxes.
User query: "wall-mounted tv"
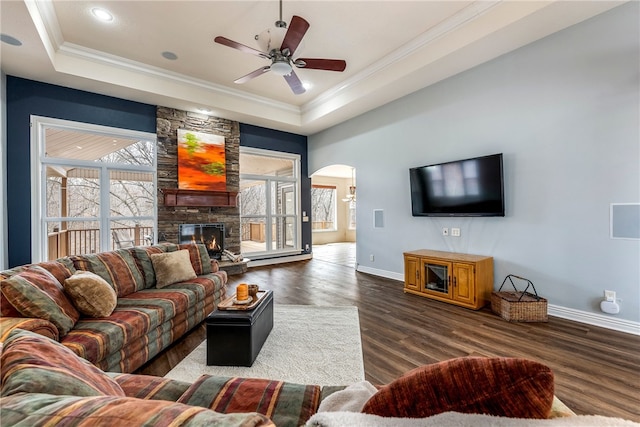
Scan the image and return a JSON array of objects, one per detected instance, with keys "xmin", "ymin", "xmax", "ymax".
[{"xmin": 409, "ymin": 153, "xmax": 505, "ymax": 217}]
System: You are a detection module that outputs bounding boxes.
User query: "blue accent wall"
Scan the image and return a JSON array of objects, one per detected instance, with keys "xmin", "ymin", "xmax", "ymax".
[
  {"xmin": 240, "ymin": 123, "xmax": 311, "ymax": 254},
  {"xmin": 6, "ymin": 76, "xmax": 157, "ymax": 267}
]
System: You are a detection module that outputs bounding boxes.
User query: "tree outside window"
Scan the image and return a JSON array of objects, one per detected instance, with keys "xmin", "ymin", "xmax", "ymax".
[
  {"xmin": 311, "ymin": 185, "xmax": 336, "ymax": 231},
  {"xmin": 35, "ymin": 117, "xmax": 156, "ymax": 261}
]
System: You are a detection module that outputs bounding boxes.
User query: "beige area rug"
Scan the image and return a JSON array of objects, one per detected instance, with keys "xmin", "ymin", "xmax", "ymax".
[{"xmin": 165, "ymin": 305, "xmax": 365, "ymax": 386}]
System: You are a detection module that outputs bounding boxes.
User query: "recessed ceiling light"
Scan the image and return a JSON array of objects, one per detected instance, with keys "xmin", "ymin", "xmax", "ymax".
[
  {"xmin": 0, "ymin": 33, "xmax": 22, "ymax": 46},
  {"xmin": 303, "ymin": 82, "xmax": 313, "ymax": 90},
  {"xmin": 198, "ymin": 108, "xmax": 211, "ymax": 114},
  {"xmin": 91, "ymin": 8, "xmax": 113, "ymax": 22},
  {"xmin": 162, "ymin": 51, "xmax": 178, "ymax": 60}
]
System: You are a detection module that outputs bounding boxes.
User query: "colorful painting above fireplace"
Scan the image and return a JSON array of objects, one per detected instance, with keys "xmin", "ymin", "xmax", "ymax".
[{"xmin": 177, "ymin": 129, "xmax": 226, "ymax": 191}]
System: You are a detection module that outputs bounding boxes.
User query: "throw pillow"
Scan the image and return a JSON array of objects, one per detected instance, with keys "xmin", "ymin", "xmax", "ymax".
[
  {"xmin": 36, "ymin": 259, "xmax": 76, "ymax": 284},
  {"xmin": 64, "ymin": 270, "xmax": 118, "ymax": 317},
  {"xmin": 128, "ymin": 245, "xmax": 167, "ymax": 289},
  {"xmin": 0, "ymin": 265, "xmax": 80, "ymax": 337},
  {"xmin": 361, "ymin": 357, "xmax": 554, "ymax": 419},
  {"xmin": 68, "ymin": 249, "xmax": 145, "ymax": 297},
  {"xmin": 0, "ymin": 291, "xmax": 22, "ymax": 317},
  {"xmin": 0, "ymin": 329, "xmax": 125, "ymax": 397},
  {"xmin": 150, "ymin": 249, "xmax": 197, "ymax": 288},
  {"xmin": 178, "ymin": 243, "xmax": 213, "ymax": 275}
]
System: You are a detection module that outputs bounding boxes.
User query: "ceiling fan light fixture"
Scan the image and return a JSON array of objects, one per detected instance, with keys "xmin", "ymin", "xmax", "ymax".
[
  {"xmin": 255, "ymin": 27, "xmax": 287, "ymax": 53},
  {"xmin": 271, "ymin": 60, "xmax": 293, "ymax": 76}
]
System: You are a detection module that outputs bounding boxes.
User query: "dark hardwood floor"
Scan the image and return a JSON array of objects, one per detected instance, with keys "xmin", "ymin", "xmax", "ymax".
[{"xmin": 137, "ymin": 252, "xmax": 640, "ymax": 422}]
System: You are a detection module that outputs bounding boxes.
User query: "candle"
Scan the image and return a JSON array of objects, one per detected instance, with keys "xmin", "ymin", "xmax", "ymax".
[{"xmin": 236, "ymin": 283, "xmax": 248, "ymax": 301}]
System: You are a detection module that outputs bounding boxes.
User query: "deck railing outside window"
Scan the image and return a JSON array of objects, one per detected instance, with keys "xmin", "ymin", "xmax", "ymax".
[{"xmin": 47, "ymin": 225, "xmax": 153, "ymax": 259}]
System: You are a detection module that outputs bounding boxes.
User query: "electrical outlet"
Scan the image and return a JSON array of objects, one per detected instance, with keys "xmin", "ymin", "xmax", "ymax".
[
  {"xmin": 604, "ymin": 290, "xmax": 616, "ymax": 302},
  {"xmin": 451, "ymin": 228, "xmax": 461, "ymax": 237},
  {"xmin": 370, "ymin": 254, "xmax": 375, "ymax": 262},
  {"xmin": 442, "ymin": 228, "xmax": 449, "ymax": 236}
]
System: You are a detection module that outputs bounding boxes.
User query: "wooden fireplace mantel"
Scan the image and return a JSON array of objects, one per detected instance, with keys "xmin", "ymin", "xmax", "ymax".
[{"xmin": 162, "ymin": 188, "xmax": 238, "ymax": 207}]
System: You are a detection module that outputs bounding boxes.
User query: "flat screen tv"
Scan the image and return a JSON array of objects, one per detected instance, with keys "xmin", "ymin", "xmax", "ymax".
[{"xmin": 409, "ymin": 153, "xmax": 505, "ymax": 217}]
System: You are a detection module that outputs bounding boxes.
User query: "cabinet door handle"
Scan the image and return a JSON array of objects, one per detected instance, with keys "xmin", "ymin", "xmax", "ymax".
[
  {"xmin": 416, "ymin": 270, "xmax": 419, "ymax": 281},
  {"xmin": 453, "ymin": 276, "xmax": 457, "ymax": 287}
]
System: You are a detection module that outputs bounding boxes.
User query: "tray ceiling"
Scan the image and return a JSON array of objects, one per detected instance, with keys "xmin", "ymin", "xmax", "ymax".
[{"xmin": 0, "ymin": 1, "xmax": 624, "ymax": 135}]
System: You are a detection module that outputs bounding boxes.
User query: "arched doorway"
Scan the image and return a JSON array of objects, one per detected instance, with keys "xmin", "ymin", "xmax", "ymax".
[{"xmin": 310, "ymin": 165, "xmax": 356, "ymax": 268}]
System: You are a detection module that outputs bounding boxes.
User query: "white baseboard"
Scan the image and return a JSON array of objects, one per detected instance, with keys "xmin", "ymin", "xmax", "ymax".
[
  {"xmin": 247, "ymin": 253, "xmax": 312, "ymax": 267},
  {"xmin": 356, "ymin": 265, "xmax": 404, "ymax": 282},
  {"xmin": 356, "ymin": 267, "xmax": 640, "ymax": 336},
  {"xmin": 548, "ymin": 304, "xmax": 640, "ymax": 336}
]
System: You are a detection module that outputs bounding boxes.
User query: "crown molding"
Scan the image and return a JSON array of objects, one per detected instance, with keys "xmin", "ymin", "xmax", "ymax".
[
  {"xmin": 57, "ymin": 42, "xmax": 300, "ymax": 115},
  {"xmin": 28, "ymin": 0, "xmax": 302, "ymax": 122},
  {"xmin": 28, "ymin": 0, "xmax": 503, "ymax": 129},
  {"xmin": 25, "ymin": 0, "xmax": 60, "ymax": 61}
]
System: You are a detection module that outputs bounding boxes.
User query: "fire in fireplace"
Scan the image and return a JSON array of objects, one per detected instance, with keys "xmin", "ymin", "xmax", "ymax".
[{"xmin": 178, "ymin": 223, "xmax": 224, "ymax": 260}]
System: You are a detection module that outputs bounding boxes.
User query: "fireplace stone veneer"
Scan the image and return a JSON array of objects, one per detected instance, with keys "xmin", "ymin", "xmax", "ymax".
[{"xmin": 156, "ymin": 106, "xmax": 240, "ymax": 254}]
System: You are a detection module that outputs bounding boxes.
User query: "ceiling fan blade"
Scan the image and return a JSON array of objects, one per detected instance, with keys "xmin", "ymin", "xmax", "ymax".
[
  {"xmin": 283, "ymin": 70, "xmax": 305, "ymax": 95},
  {"xmin": 281, "ymin": 15, "xmax": 309, "ymax": 57},
  {"xmin": 214, "ymin": 36, "xmax": 269, "ymax": 59},
  {"xmin": 234, "ymin": 66, "xmax": 271, "ymax": 84},
  {"xmin": 295, "ymin": 58, "xmax": 346, "ymax": 72}
]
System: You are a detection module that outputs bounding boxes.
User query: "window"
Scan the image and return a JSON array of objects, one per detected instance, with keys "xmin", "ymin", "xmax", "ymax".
[
  {"xmin": 311, "ymin": 185, "xmax": 337, "ymax": 231},
  {"xmin": 31, "ymin": 116, "xmax": 156, "ymax": 261},
  {"xmin": 239, "ymin": 147, "xmax": 300, "ymax": 258}
]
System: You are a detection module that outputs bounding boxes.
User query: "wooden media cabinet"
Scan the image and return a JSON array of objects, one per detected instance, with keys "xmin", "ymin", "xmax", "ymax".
[{"xmin": 403, "ymin": 249, "xmax": 494, "ymax": 310}]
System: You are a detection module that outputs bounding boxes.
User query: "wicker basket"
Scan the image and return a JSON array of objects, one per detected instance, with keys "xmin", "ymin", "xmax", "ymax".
[{"xmin": 491, "ymin": 275, "xmax": 548, "ymax": 322}]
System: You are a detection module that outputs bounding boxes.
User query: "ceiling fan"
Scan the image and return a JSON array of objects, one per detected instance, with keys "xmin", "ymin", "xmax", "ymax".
[{"xmin": 214, "ymin": 0, "xmax": 346, "ymax": 95}]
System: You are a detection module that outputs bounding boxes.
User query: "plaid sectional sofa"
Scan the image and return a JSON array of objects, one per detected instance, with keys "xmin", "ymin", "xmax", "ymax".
[
  {"xmin": 1, "ymin": 328, "xmax": 326, "ymax": 426},
  {"xmin": 0, "ymin": 245, "xmax": 334, "ymax": 426},
  {"xmin": 0, "ymin": 242, "xmax": 227, "ymax": 373}
]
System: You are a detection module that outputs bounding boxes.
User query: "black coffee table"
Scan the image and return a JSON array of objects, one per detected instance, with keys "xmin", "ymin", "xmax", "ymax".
[{"xmin": 205, "ymin": 290, "xmax": 273, "ymax": 366}]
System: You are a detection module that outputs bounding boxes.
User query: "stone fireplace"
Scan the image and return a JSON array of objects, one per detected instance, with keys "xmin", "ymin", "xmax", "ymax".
[{"xmin": 156, "ymin": 107, "xmax": 240, "ymax": 254}]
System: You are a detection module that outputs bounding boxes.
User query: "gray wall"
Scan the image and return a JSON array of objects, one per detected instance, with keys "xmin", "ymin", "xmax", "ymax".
[{"xmin": 309, "ymin": 3, "xmax": 639, "ymax": 324}]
